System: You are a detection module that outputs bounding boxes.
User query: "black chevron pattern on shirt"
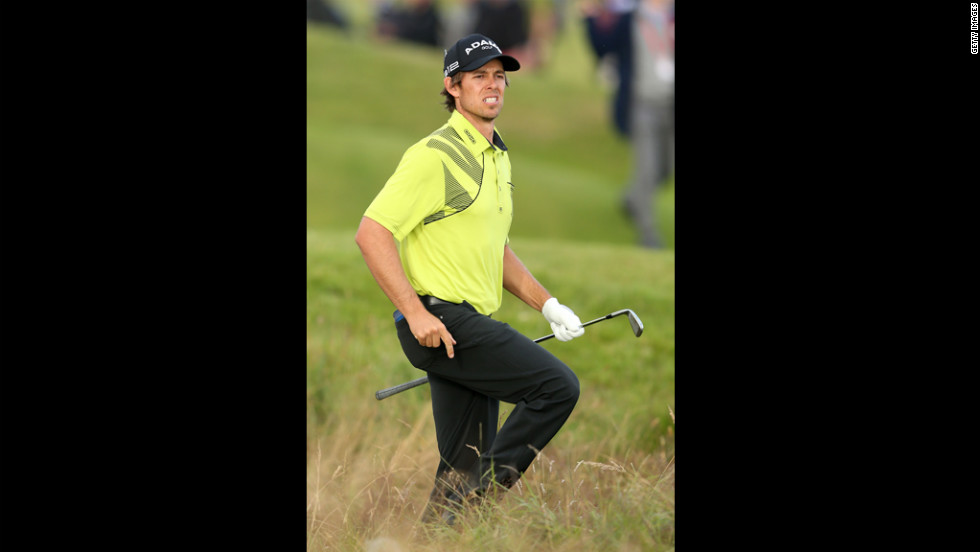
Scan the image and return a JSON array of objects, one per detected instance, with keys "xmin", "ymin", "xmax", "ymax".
[{"xmin": 423, "ymin": 126, "xmax": 484, "ymax": 224}]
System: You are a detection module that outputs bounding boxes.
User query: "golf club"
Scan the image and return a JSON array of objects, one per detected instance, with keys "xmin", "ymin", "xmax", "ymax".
[{"xmin": 374, "ymin": 308, "xmax": 644, "ymax": 400}]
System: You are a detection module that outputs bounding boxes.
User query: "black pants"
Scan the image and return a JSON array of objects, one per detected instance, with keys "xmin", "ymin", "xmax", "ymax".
[{"xmin": 395, "ymin": 299, "xmax": 580, "ymax": 505}]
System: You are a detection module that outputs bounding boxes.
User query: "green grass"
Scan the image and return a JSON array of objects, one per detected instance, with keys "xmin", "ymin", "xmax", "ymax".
[
  {"xmin": 306, "ymin": 12, "xmax": 675, "ymax": 248},
  {"xmin": 307, "ymin": 8, "xmax": 675, "ymax": 550},
  {"xmin": 307, "ymin": 230, "xmax": 674, "ymax": 551}
]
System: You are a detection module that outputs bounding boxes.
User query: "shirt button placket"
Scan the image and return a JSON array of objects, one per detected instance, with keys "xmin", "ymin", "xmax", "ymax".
[{"xmin": 498, "ymin": 152, "xmax": 504, "ymax": 213}]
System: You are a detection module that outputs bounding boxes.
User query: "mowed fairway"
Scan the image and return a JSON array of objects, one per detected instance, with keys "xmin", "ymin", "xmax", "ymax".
[{"xmin": 307, "ymin": 8, "xmax": 675, "ymax": 550}]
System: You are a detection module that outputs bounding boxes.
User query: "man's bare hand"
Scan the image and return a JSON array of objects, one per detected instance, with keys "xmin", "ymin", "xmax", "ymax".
[{"xmin": 408, "ymin": 311, "xmax": 456, "ymax": 358}]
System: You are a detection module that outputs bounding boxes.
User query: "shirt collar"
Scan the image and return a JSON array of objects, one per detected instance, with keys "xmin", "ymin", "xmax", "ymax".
[{"xmin": 448, "ymin": 110, "xmax": 508, "ymax": 155}]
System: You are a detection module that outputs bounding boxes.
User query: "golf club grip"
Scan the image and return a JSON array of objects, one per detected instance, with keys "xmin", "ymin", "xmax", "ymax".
[{"xmin": 375, "ymin": 376, "xmax": 429, "ymax": 400}]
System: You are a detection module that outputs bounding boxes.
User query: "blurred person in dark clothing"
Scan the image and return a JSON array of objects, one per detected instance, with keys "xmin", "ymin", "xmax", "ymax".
[
  {"xmin": 376, "ymin": 0, "xmax": 443, "ymax": 47},
  {"xmin": 454, "ymin": 1, "xmax": 565, "ymax": 71},
  {"xmin": 307, "ymin": 0, "xmax": 349, "ymax": 29},
  {"xmin": 583, "ymin": 0, "xmax": 674, "ymax": 249},
  {"xmin": 473, "ymin": 0, "xmax": 531, "ymax": 63}
]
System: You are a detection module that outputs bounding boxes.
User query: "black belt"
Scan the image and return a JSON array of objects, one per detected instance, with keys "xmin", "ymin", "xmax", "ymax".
[
  {"xmin": 394, "ymin": 295, "xmax": 458, "ymax": 322},
  {"xmin": 419, "ymin": 295, "xmax": 457, "ymax": 306}
]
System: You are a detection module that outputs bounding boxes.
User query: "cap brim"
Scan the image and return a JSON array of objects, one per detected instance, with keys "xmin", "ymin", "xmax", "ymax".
[{"xmin": 459, "ymin": 54, "xmax": 521, "ymax": 73}]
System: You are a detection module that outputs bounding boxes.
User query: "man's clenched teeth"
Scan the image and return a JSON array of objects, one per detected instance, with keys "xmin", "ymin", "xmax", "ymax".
[{"xmin": 483, "ymin": 97, "xmax": 499, "ymax": 104}]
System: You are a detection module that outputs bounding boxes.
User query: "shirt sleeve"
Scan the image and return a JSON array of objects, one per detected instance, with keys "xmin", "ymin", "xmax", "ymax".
[{"xmin": 363, "ymin": 143, "xmax": 445, "ymax": 242}]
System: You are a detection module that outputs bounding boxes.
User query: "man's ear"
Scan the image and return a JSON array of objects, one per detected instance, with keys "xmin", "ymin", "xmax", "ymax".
[{"xmin": 444, "ymin": 76, "xmax": 459, "ymax": 98}]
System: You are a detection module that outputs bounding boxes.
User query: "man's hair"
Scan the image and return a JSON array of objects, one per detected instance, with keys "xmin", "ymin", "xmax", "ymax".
[{"xmin": 440, "ymin": 71, "xmax": 510, "ymax": 113}]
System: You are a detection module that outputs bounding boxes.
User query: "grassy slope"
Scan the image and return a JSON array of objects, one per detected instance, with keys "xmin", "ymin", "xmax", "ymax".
[
  {"xmin": 307, "ymin": 229, "xmax": 674, "ymax": 551},
  {"xmin": 306, "ymin": 20, "xmax": 674, "ymax": 248}
]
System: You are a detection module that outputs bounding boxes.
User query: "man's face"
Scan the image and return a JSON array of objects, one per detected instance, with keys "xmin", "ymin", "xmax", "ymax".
[{"xmin": 450, "ymin": 59, "xmax": 507, "ymax": 123}]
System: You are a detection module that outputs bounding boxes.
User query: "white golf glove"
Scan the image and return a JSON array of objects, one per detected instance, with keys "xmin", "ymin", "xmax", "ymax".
[{"xmin": 542, "ymin": 298, "xmax": 585, "ymax": 342}]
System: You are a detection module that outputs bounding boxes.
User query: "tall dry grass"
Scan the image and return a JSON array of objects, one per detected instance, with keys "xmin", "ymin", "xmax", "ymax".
[{"xmin": 307, "ymin": 401, "xmax": 674, "ymax": 551}]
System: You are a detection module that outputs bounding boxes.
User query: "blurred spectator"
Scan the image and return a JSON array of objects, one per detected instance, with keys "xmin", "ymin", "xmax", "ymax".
[
  {"xmin": 446, "ymin": 1, "xmax": 565, "ymax": 71},
  {"xmin": 472, "ymin": 0, "xmax": 532, "ymax": 66},
  {"xmin": 526, "ymin": 0, "xmax": 567, "ymax": 69},
  {"xmin": 307, "ymin": 0, "xmax": 350, "ymax": 30},
  {"xmin": 583, "ymin": 0, "xmax": 674, "ymax": 248},
  {"xmin": 443, "ymin": 0, "xmax": 480, "ymax": 46},
  {"xmin": 376, "ymin": 0, "xmax": 443, "ymax": 47},
  {"xmin": 551, "ymin": 0, "xmax": 571, "ymax": 36}
]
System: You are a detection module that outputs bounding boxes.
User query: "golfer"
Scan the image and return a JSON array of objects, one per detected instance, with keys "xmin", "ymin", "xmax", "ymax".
[{"xmin": 355, "ymin": 33, "xmax": 586, "ymax": 524}]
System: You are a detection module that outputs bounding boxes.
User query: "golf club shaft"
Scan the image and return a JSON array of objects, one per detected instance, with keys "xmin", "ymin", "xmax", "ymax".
[{"xmin": 374, "ymin": 311, "xmax": 628, "ymax": 401}]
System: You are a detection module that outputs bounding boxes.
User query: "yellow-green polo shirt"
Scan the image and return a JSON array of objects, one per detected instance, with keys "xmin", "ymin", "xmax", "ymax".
[{"xmin": 364, "ymin": 110, "xmax": 514, "ymax": 315}]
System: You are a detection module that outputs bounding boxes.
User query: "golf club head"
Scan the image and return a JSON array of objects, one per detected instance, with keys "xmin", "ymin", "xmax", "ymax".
[
  {"xmin": 626, "ymin": 309, "xmax": 644, "ymax": 337},
  {"xmin": 608, "ymin": 309, "xmax": 644, "ymax": 337}
]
